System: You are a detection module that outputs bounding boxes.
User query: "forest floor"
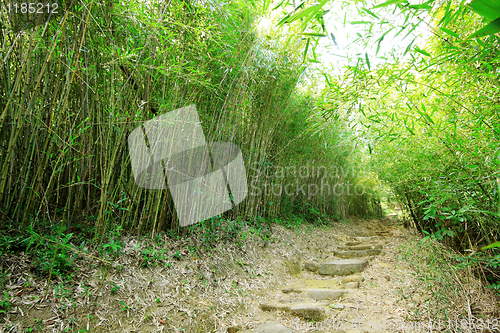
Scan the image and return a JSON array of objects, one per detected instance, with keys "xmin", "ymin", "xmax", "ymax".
[{"xmin": 1, "ymin": 216, "xmax": 498, "ymax": 333}]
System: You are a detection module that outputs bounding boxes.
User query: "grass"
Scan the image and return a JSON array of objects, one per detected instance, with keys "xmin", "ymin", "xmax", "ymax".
[{"xmin": 399, "ymin": 237, "xmax": 499, "ymax": 326}]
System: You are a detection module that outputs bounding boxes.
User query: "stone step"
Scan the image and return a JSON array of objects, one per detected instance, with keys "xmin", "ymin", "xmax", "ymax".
[
  {"xmin": 353, "ymin": 236, "xmax": 382, "ymax": 242},
  {"xmin": 319, "ymin": 258, "xmax": 368, "ymax": 276},
  {"xmin": 342, "ymin": 244, "xmax": 383, "ymax": 251},
  {"xmin": 334, "ymin": 249, "xmax": 381, "ymax": 259},
  {"xmin": 259, "ymin": 302, "xmax": 328, "ymax": 321},
  {"xmin": 282, "ymin": 288, "xmax": 351, "ymax": 300},
  {"xmin": 342, "ymin": 274, "xmax": 365, "ymax": 283},
  {"xmin": 240, "ymin": 321, "xmax": 292, "ymax": 333},
  {"xmin": 342, "ymin": 281, "xmax": 360, "ymax": 289},
  {"xmin": 282, "ymin": 275, "xmax": 364, "ymax": 293},
  {"xmin": 290, "ymin": 304, "xmax": 327, "ymax": 321}
]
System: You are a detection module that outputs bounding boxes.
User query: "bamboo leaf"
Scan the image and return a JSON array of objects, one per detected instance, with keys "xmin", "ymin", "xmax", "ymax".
[
  {"xmin": 300, "ymin": 0, "xmax": 329, "ymax": 29},
  {"xmin": 414, "ymin": 46, "xmax": 431, "ymax": 56},
  {"xmin": 276, "ymin": 13, "xmax": 293, "ymax": 26},
  {"xmin": 468, "ymin": 0, "xmax": 500, "ymax": 20},
  {"xmin": 467, "ymin": 16, "xmax": 500, "ymax": 38},
  {"xmin": 301, "ymin": 33, "xmax": 327, "ymax": 37},
  {"xmin": 285, "ymin": 6, "xmax": 318, "ymax": 25},
  {"xmin": 481, "ymin": 240, "xmax": 500, "ymax": 251},
  {"xmin": 440, "ymin": 27, "xmax": 460, "ymax": 38},
  {"xmin": 350, "ymin": 21, "xmax": 372, "ymax": 24},
  {"xmin": 303, "ymin": 38, "xmax": 310, "ymax": 62},
  {"xmin": 373, "ymin": 0, "xmax": 406, "ymax": 9},
  {"xmin": 330, "ymin": 33, "xmax": 337, "ymax": 46},
  {"xmin": 361, "ymin": 7, "xmax": 380, "ymax": 19}
]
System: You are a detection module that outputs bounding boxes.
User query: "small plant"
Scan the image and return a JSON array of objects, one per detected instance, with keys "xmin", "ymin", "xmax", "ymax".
[
  {"xmin": 110, "ymin": 282, "xmax": 120, "ymax": 295},
  {"xmin": 100, "ymin": 225, "xmax": 124, "ymax": 258},
  {"xmin": 173, "ymin": 251, "xmax": 182, "ymax": 260},
  {"xmin": 119, "ymin": 301, "xmax": 129, "ymax": 312},
  {"xmin": 0, "ymin": 291, "xmax": 12, "ymax": 314}
]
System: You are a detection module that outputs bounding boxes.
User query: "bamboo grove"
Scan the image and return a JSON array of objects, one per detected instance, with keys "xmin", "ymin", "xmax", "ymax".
[{"xmin": 0, "ymin": 0, "xmax": 382, "ymax": 238}]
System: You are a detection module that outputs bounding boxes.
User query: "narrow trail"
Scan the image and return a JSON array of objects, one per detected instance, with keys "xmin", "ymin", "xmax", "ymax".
[{"xmin": 234, "ymin": 221, "xmax": 427, "ymax": 333}]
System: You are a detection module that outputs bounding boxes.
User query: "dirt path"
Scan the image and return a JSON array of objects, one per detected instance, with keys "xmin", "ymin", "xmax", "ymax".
[{"xmin": 1, "ymin": 217, "xmax": 497, "ymax": 332}]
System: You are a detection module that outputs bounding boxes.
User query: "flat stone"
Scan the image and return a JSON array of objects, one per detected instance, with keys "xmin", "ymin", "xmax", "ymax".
[
  {"xmin": 341, "ymin": 282, "xmax": 359, "ymax": 289},
  {"xmin": 334, "ymin": 249, "xmax": 381, "ymax": 259},
  {"xmin": 304, "ymin": 261, "xmax": 319, "ymax": 272},
  {"xmin": 285, "ymin": 258, "xmax": 302, "ymax": 276},
  {"xmin": 290, "ymin": 304, "xmax": 327, "ymax": 321},
  {"xmin": 259, "ymin": 303, "xmax": 290, "ymax": 311},
  {"xmin": 319, "ymin": 259, "xmax": 368, "ymax": 276},
  {"xmin": 304, "ymin": 289, "xmax": 349, "ymax": 301},
  {"xmin": 241, "ymin": 322, "xmax": 292, "ymax": 333},
  {"xmin": 331, "ymin": 304, "xmax": 345, "ymax": 310},
  {"xmin": 354, "ymin": 236, "xmax": 382, "ymax": 242},
  {"xmin": 260, "ymin": 301, "xmax": 330, "ymax": 319},
  {"xmin": 279, "ymin": 299, "xmax": 302, "ymax": 304},
  {"xmin": 227, "ymin": 327, "xmax": 241, "ymax": 333},
  {"xmin": 281, "ymin": 287, "xmax": 349, "ymax": 300},
  {"xmin": 344, "ymin": 244, "xmax": 383, "ymax": 251},
  {"xmin": 341, "ymin": 274, "xmax": 364, "ymax": 283}
]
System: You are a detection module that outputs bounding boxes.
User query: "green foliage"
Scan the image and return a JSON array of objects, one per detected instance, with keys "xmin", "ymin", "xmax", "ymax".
[
  {"xmin": 141, "ymin": 248, "xmax": 168, "ymax": 267},
  {"xmin": 0, "ymin": 0, "xmax": 379, "ymax": 239},
  {"xmin": 0, "ymin": 291, "xmax": 12, "ymax": 315},
  {"xmin": 311, "ymin": 0, "xmax": 500, "ymax": 292},
  {"xmin": 99, "ymin": 226, "xmax": 124, "ymax": 258},
  {"xmin": 109, "ymin": 282, "xmax": 121, "ymax": 295},
  {"xmin": 468, "ymin": 0, "xmax": 500, "ymax": 37}
]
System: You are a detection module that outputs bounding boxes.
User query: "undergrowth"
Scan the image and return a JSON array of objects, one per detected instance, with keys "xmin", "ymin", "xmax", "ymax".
[
  {"xmin": 0, "ymin": 210, "xmax": 325, "ymax": 281},
  {"xmin": 399, "ymin": 238, "xmax": 499, "ymax": 327}
]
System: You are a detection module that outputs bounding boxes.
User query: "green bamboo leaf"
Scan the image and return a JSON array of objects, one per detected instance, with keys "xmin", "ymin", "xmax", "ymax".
[
  {"xmin": 294, "ymin": 0, "xmax": 307, "ymax": 10},
  {"xmin": 468, "ymin": 0, "xmax": 500, "ymax": 20},
  {"xmin": 481, "ymin": 240, "xmax": 500, "ymax": 251},
  {"xmin": 350, "ymin": 21, "xmax": 372, "ymax": 24},
  {"xmin": 373, "ymin": 0, "xmax": 406, "ymax": 9},
  {"xmin": 323, "ymin": 73, "xmax": 332, "ymax": 87},
  {"xmin": 272, "ymin": 0, "xmax": 286, "ymax": 11},
  {"xmin": 286, "ymin": 6, "xmax": 318, "ymax": 24},
  {"xmin": 303, "ymin": 38, "xmax": 310, "ymax": 62},
  {"xmin": 330, "ymin": 33, "xmax": 337, "ymax": 46},
  {"xmin": 404, "ymin": 38, "xmax": 415, "ymax": 56},
  {"xmin": 276, "ymin": 13, "xmax": 292, "ymax": 26},
  {"xmin": 440, "ymin": 27, "xmax": 460, "ymax": 38},
  {"xmin": 300, "ymin": 0, "xmax": 329, "ymax": 29},
  {"xmin": 301, "ymin": 33, "xmax": 327, "ymax": 37},
  {"xmin": 467, "ymin": 16, "xmax": 500, "ymax": 38},
  {"xmin": 361, "ymin": 7, "xmax": 380, "ymax": 19},
  {"xmin": 408, "ymin": 2, "xmax": 433, "ymax": 10},
  {"xmin": 414, "ymin": 46, "xmax": 430, "ymax": 56},
  {"xmin": 376, "ymin": 38, "xmax": 383, "ymax": 55},
  {"xmin": 365, "ymin": 52, "xmax": 371, "ymax": 70}
]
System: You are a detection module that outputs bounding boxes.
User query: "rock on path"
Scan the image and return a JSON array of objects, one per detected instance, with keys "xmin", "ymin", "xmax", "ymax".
[{"xmin": 237, "ymin": 226, "xmax": 395, "ymax": 332}]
